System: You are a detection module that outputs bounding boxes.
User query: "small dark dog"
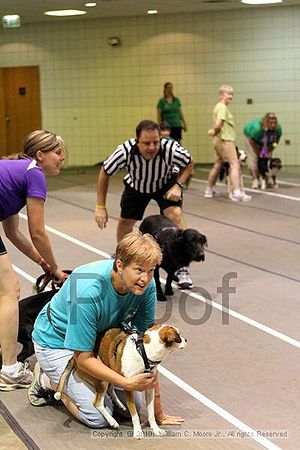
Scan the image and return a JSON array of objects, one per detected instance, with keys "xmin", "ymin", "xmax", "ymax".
[
  {"xmin": 139, "ymin": 215, "xmax": 207, "ymax": 301},
  {"xmin": 17, "ymin": 271, "xmax": 71, "ymax": 362},
  {"xmin": 17, "ymin": 290, "xmax": 55, "ymax": 362},
  {"xmin": 258, "ymin": 157, "xmax": 282, "ymax": 189}
]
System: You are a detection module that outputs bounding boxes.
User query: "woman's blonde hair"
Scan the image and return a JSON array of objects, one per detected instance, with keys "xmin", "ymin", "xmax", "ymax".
[
  {"xmin": 219, "ymin": 84, "xmax": 234, "ymax": 96},
  {"xmin": 114, "ymin": 231, "xmax": 162, "ymax": 270},
  {"xmin": 260, "ymin": 113, "xmax": 278, "ymax": 131},
  {"xmin": 3, "ymin": 130, "xmax": 66, "ymax": 160}
]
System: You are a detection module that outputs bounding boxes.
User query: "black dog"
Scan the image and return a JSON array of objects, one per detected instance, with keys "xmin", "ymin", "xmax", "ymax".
[
  {"xmin": 139, "ymin": 215, "xmax": 207, "ymax": 301},
  {"xmin": 17, "ymin": 271, "xmax": 71, "ymax": 362},
  {"xmin": 258, "ymin": 157, "xmax": 282, "ymax": 189},
  {"xmin": 17, "ymin": 290, "xmax": 56, "ymax": 362}
]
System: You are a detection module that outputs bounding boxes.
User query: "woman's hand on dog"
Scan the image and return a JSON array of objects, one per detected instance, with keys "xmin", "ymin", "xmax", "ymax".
[{"xmin": 126, "ymin": 371, "xmax": 157, "ymax": 392}]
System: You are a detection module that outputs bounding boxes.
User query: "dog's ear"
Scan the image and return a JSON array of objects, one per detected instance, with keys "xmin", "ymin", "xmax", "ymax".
[
  {"xmin": 160, "ymin": 326, "xmax": 182, "ymax": 347},
  {"xmin": 199, "ymin": 234, "xmax": 207, "ymax": 247}
]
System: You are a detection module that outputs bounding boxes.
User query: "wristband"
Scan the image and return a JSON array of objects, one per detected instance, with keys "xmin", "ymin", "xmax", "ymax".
[
  {"xmin": 96, "ymin": 204, "xmax": 106, "ymax": 209},
  {"xmin": 176, "ymin": 181, "xmax": 184, "ymax": 189}
]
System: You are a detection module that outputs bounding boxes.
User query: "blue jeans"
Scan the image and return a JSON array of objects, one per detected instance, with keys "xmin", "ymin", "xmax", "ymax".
[{"xmin": 33, "ymin": 341, "xmax": 143, "ymax": 428}]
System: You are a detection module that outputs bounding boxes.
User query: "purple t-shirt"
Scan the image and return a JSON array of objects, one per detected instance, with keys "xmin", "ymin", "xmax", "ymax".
[{"xmin": 0, "ymin": 158, "xmax": 47, "ymax": 221}]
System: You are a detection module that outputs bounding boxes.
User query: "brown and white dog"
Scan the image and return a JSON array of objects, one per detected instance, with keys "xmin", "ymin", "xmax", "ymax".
[{"xmin": 55, "ymin": 324, "xmax": 187, "ymax": 439}]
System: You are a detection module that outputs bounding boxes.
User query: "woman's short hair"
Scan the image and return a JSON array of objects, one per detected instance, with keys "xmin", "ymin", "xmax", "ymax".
[
  {"xmin": 260, "ymin": 113, "xmax": 278, "ymax": 130},
  {"xmin": 113, "ymin": 231, "xmax": 162, "ymax": 270},
  {"xmin": 219, "ymin": 84, "xmax": 234, "ymax": 95}
]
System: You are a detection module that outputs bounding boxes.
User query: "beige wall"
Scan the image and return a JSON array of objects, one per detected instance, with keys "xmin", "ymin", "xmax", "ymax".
[{"xmin": 0, "ymin": 5, "xmax": 299, "ymax": 166}]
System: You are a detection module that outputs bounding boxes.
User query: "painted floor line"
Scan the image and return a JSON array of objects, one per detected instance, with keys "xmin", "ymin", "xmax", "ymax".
[
  {"xmin": 192, "ymin": 178, "xmax": 300, "ymax": 201},
  {"xmin": 188, "ymin": 290, "xmax": 300, "ymax": 349},
  {"xmin": 194, "ymin": 168, "xmax": 300, "ymax": 188},
  {"xmin": 158, "ymin": 365, "xmax": 282, "ymax": 450},
  {"xmin": 19, "ymin": 212, "xmax": 300, "ymax": 350}
]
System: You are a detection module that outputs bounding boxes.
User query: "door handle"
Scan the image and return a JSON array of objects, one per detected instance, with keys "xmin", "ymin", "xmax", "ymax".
[{"xmin": 5, "ymin": 116, "xmax": 10, "ymax": 122}]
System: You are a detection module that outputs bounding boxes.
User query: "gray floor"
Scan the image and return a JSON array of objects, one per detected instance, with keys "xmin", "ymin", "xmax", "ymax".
[{"xmin": 1, "ymin": 165, "xmax": 300, "ymax": 450}]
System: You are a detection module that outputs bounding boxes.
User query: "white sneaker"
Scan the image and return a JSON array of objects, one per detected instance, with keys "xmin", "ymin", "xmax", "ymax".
[
  {"xmin": 231, "ymin": 190, "xmax": 252, "ymax": 202},
  {"xmin": 251, "ymin": 179, "xmax": 259, "ymax": 189},
  {"xmin": 204, "ymin": 187, "xmax": 215, "ymax": 199},
  {"xmin": 27, "ymin": 362, "xmax": 55, "ymax": 406},
  {"xmin": 0, "ymin": 362, "xmax": 33, "ymax": 391},
  {"xmin": 174, "ymin": 267, "xmax": 193, "ymax": 289}
]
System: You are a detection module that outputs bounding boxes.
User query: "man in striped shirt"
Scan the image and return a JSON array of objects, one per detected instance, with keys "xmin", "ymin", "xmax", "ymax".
[{"xmin": 95, "ymin": 120, "xmax": 194, "ymax": 290}]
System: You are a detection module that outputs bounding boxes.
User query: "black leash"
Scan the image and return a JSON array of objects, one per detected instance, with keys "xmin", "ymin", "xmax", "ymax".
[{"xmin": 119, "ymin": 322, "xmax": 160, "ymax": 372}]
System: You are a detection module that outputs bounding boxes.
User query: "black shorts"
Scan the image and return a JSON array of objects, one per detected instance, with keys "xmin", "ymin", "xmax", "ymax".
[
  {"xmin": 120, "ymin": 183, "xmax": 183, "ymax": 221},
  {"xmin": 0, "ymin": 236, "xmax": 7, "ymax": 255},
  {"xmin": 170, "ymin": 127, "xmax": 182, "ymax": 142}
]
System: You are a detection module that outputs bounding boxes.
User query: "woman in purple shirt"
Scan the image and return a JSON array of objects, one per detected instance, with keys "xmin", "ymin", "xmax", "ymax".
[{"xmin": 0, "ymin": 130, "xmax": 66, "ymax": 391}]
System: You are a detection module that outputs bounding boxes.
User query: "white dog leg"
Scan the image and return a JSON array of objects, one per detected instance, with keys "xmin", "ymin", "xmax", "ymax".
[
  {"xmin": 94, "ymin": 382, "xmax": 119, "ymax": 429},
  {"xmin": 125, "ymin": 391, "xmax": 144, "ymax": 439},
  {"xmin": 145, "ymin": 389, "xmax": 165, "ymax": 436},
  {"xmin": 261, "ymin": 178, "xmax": 266, "ymax": 190}
]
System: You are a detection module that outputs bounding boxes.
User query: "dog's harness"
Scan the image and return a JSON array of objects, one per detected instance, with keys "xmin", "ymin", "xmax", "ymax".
[{"xmin": 119, "ymin": 322, "xmax": 161, "ymax": 372}]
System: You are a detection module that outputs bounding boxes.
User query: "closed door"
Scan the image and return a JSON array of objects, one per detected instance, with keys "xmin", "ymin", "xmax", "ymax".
[{"xmin": 0, "ymin": 66, "xmax": 41, "ymax": 157}]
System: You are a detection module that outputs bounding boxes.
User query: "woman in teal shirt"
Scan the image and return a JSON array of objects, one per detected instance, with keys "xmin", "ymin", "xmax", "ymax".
[
  {"xmin": 157, "ymin": 82, "xmax": 187, "ymax": 144},
  {"xmin": 29, "ymin": 232, "xmax": 184, "ymax": 428}
]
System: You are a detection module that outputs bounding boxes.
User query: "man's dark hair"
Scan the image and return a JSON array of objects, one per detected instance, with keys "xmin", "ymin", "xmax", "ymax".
[{"xmin": 136, "ymin": 120, "xmax": 160, "ymax": 140}]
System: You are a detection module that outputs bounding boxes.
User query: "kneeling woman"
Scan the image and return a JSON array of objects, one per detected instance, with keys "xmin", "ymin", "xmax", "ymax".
[{"xmin": 29, "ymin": 232, "xmax": 184, "ymax": 428}]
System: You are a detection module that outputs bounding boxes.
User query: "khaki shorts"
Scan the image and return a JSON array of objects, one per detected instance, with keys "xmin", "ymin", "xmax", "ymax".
[
  {"xmin": 244, "ymin": 138, "xmax": 258, "ymax": 171},
  {"xmin": 212, "ymin": 136, "xmax": 237, "ymax": 163}
]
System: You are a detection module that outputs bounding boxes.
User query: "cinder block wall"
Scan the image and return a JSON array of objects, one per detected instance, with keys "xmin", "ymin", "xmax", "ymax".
[{"xmin": 0, "ymin": 6, "xmax": 298, "ymax": 165}]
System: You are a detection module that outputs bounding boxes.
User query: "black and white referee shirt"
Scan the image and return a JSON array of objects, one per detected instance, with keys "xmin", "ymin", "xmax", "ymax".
[{"xmin": 103, "ymin": 138, "xmax": 191, "ymax": 194}]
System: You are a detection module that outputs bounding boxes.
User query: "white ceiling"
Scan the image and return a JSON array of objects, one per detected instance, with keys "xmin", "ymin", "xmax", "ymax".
[{"xmin": 0, "ymin": 0, "xmax": 297, "ymax": 25}]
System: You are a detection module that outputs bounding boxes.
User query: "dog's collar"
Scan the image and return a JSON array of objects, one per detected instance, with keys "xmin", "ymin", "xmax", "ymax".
[
  {"xmin": 132, "ymin": 332, "xmax": 161, "ymax": 372},
  {"xmin": 153, "ymin": 226, "xmax": 182, "ymax": 268},
  {"xmin": 153, "ymin": 226, "xmax": 177, "ymax": 241}
]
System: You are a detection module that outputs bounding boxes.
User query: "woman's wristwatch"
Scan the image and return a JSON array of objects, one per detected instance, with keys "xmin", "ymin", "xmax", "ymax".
[{"xmin": 176, "ymin": 181, "xmax": 184, "ymax": 189}]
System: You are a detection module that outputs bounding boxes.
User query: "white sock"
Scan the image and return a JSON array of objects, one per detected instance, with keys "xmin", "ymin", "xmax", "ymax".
[
  {"xmin": 41, "ymin": 372, "xmax": 52, "ymax": 389},
  {"xmin": 1, "ymin": 362, "xmax": 19, "ymax": 374}
]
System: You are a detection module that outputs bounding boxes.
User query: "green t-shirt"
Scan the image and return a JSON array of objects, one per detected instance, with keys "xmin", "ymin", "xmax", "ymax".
[
  {"xmin": 243, "ymin": 118, "xmax": 282, "ymax": 146},
  {"xmin": 157, "ymin": 97, "xmax": 182, "ymax": 128},
  {"xmin": 213, "ymin": 102, "xmax": 236, "ymax": 141}
]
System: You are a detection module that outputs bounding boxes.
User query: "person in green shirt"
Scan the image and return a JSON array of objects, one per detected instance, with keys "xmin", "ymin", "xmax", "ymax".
[
  {"xmin": 157, "ymin": 82, "xmax": 187, "ymax": 144},
  {"xmin": 244, "ymin": 113, "xmax": 283, "ymax": 189},
  {"xmin": 204, "ymin": 85, "xmax": 251, "ymax": 202}
]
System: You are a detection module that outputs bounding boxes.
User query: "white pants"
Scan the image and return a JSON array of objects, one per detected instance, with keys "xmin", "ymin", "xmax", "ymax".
[{"xmin": 33, "ymin": 341, "xmax": 143, "ymax": 428}]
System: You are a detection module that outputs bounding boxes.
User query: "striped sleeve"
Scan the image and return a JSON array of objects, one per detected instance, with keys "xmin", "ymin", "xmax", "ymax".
[
  {"xmin": 102, "ymin": 138, "xmax": 135, "ymax": 176},
  {"xmin": 162, "ymin": 138, "xmax": 191, "ymax": 169}
]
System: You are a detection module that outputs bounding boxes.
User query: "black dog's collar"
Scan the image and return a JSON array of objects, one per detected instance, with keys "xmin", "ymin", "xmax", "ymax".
[{"xmin": 153, "ymin": 226, "xmax": 177, "ymax": 241}]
